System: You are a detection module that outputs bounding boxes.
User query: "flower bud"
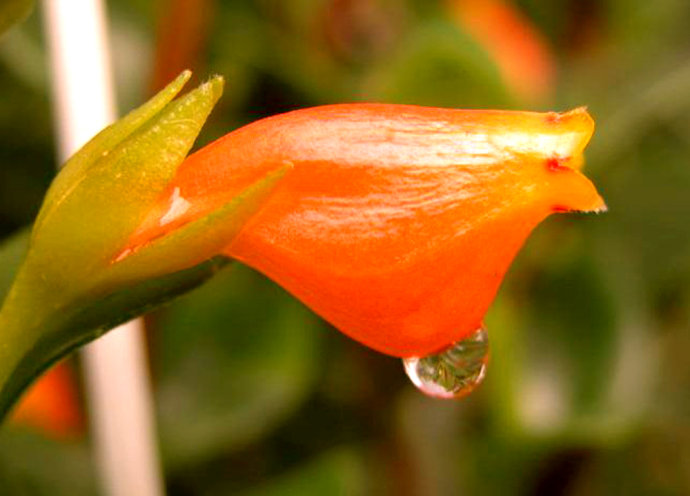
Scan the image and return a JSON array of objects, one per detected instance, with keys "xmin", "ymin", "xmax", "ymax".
[{"xmin": 127, "ymin": 104, "xmax": 605, "ymax": 357}]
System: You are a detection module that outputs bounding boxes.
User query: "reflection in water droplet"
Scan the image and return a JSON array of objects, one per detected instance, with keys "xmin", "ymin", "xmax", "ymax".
[{"xmin": 403, "ymin": 326, "xmax": 489, "ymax": 399}]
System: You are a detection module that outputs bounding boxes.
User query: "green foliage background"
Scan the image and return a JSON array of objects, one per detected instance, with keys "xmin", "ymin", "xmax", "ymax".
[{"xmin": 0, "ymin": 0, "xmax": 689, "ymax": 494}]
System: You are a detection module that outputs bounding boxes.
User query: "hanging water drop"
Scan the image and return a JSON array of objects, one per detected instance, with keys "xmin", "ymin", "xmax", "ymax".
[{"xmin": 403, "ymin": 326, "xmax": 489, "ymax": 399}]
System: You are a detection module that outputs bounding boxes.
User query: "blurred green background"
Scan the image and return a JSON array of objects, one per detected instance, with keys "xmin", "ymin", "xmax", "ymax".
[{"xmin": 1, "ymin": 0, "xmax": 689, "ymax": 494}]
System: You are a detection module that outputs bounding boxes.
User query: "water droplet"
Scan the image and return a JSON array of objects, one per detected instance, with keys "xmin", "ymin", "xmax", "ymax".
[{"xmin": 403, "ymin": 326, "xmax": 489, "ymax": 399}]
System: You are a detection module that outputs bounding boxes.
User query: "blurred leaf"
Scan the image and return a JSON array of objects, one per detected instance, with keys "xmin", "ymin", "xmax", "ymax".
[
  {"xmin": 0, "ymin": 229, "xmax": 28, "ymax": 304},
  {"xmin": 235, "ymin": 447, "xmax": 368, "ymax": 496},
  {"xmin": 527, "ymin": 251, "xmax": 617, "ymax": 413},
  {"xmin": 566, "ymin": 423, "xmax": 690, "ymax": 496},
  {"xmin": 208, "ymin": 2, "xmax": 347, "ymax": 107},
  {"xmin": 597, "ymin": 129, "xmax": 690, "ymax": 286},
  {"xmin": 606, "ymin": 0, "xmax": 689, "ymax": 60},
  {"xmin": 0, "ymin": 0, "xmax": 33, "ymax": 38},
  {"xmin": 0, "ymin": 27, "xmax": 46, "ymax": 92},
  {"xmin": 591, "ymin": 59, "xmax": 690, "ymax": 166},
  {"xmin": 487, "ymin": 228, "xmax": 657, "ymax": 444},
  {"xmin": 0, "ymin": 428, "xmax": 97, "ymax": 496},
  {"xmin": 363, "ymin": 20, "xmax": 509, "ymax": 107},
  {"xmin": 156, "ymin": 263, "xmax": 322, "ymax": 468}
]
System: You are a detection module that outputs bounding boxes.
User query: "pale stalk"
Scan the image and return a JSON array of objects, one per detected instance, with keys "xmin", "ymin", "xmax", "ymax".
[{"xmin": 41, "ymin": 1, "xmax": 164, "ymax": 495}]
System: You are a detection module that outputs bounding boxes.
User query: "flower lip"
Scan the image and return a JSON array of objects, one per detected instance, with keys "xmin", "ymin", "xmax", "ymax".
[{"xmin": 490, "ymin": 106, "xmax": 594, "ymax": 165}]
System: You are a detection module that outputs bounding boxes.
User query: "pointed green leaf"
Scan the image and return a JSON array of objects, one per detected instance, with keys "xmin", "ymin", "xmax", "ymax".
[
  {"xmin": 0, "ymin": 74, "xmax": 293, "ymax": 421},
  {"xmin": 29, "ymin": 75, "xmax": 223, "ymax": 291},
  {"xmin": 156, "ymin": 264, "xmax": 320, "ymax": 467},
  {"xmin": 34, "ymin": 70, "xmax": 192, "ymax": 233}
]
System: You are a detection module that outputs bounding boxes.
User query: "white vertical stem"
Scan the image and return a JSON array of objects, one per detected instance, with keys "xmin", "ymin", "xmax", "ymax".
[{"xmin": 41, "ymin": 1, "xmax": 165, "ymax": 496}]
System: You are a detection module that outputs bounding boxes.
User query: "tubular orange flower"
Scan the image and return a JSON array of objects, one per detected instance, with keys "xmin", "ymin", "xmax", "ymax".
[{"xmin": 125, "ymin": 104, "xmax": 604, "ymax": 358}]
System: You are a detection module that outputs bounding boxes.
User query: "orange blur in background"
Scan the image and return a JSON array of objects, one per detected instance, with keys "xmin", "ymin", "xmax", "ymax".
[
  {"xmin": 11, "ymin": 362, "xmax": 82, "ymax": 439},
  {"xmin": 449, "ymin": 0, "xmax": 556, "ymax": 103}
]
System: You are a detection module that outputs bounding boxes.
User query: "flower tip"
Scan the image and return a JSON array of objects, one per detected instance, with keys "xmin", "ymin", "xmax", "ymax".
[
  {"xmin": 554, "ymin": 107, "xmax": 594, "ymax": 157},
  {"xmin": 193, "ymin": 75, "xmax": 224, "ymax": 106},
  {"xmin": 549, "ymin": 168, "xmax": 606, "ymax": 214},
  {"xmin": 541, "ymin": 107, "xmax": 604, "ymax": 214},
  {"xmin": 168, "ymin": 70, "xmax": 193, "ymax": 93},
  {"xmin": 539, "ymin": 107, "xmax": 593, "ymax": 153},
  {"xmin": 566, "ymin": 106, "xmax": 594, "ymax": 130},
  {"xmin": 497, "ymin": 107, "xmax": 594, "ymax": 163},
  {"xmin": 585, "ymin": 187, "xmax": 607, "ymax": 213},
  {"xmin": 547, "ymin": 106, "xmax": 590, "ymax": 122},
  {"xmin": 592, "ymin": 200, "xmax": 608, "ymax": 214}
]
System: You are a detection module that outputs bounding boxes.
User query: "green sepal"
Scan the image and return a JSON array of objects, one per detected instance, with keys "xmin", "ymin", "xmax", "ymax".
[
  {"xmin": 34, "ymin": 70, "xmax": 192, "ymax": 234},
  {"xmin": 0, "ymin": 72, "xmax": 287, "ymax": 421},
  {"xmin": 109, "ymin": 164, "xmax": 290, "ymax": 286},
  {"xmin": 31, "ymin": 72, "xmax": 222, "ymax": 287}
]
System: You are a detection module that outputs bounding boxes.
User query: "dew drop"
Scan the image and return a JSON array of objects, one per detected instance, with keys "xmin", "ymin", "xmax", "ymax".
[{"xmin": 403, "ymin": 326, "xmax": 489, "ymax": 399}]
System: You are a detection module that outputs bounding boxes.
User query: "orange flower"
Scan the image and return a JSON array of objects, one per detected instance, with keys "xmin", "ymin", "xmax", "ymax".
[{"xmin": 126, "ymin": 104, "xmax": 604, "ymax": 357}]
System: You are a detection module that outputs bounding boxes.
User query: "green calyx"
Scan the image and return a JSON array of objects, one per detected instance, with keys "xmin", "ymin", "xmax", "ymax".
[{"xmin": 0, "ymin": 71, "xmax": 285, "ymax": 420}]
